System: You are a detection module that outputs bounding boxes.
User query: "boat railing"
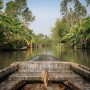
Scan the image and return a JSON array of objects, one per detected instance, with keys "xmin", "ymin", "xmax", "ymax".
[
  {"xmin": 0, "ymin": 62, "xmax": 20, "ymax": 79},
  {"xmin": 70, "ymin": 63, "xmax": 90, "ymax": 80}
]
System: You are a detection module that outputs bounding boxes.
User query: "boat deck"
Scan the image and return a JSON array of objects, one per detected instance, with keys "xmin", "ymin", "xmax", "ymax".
[
  {"xmin": 23, "ymin": 83, "xmax": 67, "ymax": 90},
  {"xmin": 0, "ymin": 55, "xmax": 90, "ymax": 90}
]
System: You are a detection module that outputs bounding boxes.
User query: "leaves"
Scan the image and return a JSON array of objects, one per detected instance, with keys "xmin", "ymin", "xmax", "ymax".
[
  {"xmin": 5, "ymin": 1, "xmax": 18, "ymax": 16},
  {"xmin": 60, "ymin": 0, "xmax": 87, "ymax": 16},
  {"xmin": 0, "ymin": 0, "xmax": 3, "ymax": 9},
  {"xmin": 51, "ymin": 18, "xmax": 67, "ymax": 42},
  {"xmin": 86, "ymin": 0, "xmax": 90, "ymax": 6},
  {"xmin": 0, "ymin": 15, "xmax": 33, "ymax": 50},
  {"xmin": 5, "ymin": 0, "xmax": 35, "ymax": 25}
]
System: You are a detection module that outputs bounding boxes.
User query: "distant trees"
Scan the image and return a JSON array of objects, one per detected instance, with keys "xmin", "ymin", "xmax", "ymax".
[
  {"xmin": 31, "ymin": 34, "xmax": 52, "ymax": 47},
  {"xmin": 51, "ymin": 0, "xmax": 90, "ymax": 48}
]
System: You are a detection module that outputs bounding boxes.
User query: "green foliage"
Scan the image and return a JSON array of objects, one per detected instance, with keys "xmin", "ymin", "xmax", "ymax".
[
  {"xmin": 5, "ymin": 1, "xmax": 18, "ymax": 16},
  {"xmin": 0, "ymin": 0, "xmax": 51, "ymax": 50},
  {"xmin": 31, "ymin": 34, "xmax": 52, "ymax": 47},
  {"xmin": 0, "ymin": 0, "xmax": 37, "ymax": 50},
  {"xmin": 60, "ymin": 16, "xmax": 90, "ymax": 47},
  {"xmin": 60, "ymin": 0, "xmax": 87, "ymax": 16},
  {"xmin": 51, "ymin": 15, "xmax": 90, "ymax": 48},
  {"xmin": 0, "ymin": 0, "xmax": 3, "ymax": 9},
  {"xmin": 0, "ymin": 15, "xmax": 32, "ymax": 50},
  {"xmin": 5, "ymin": 0, "xmax": 35, "ymax": 24},
  {"xmin": 51, "ymin": 18, "xmax": 67, "ymax": 43},
  {"xmin": 22, "ymin": 7, "xmax": 35, "ymax": 24},
  {"xmin": 58, "ymin": 0, "xmax": 90, "ymax": 48},
  {"xmin": 15, "ymin": 0, "xmax": 27, "ymax": 12},
  {"xmin": 86, "ymin": 0, "xmax": 90, "ymax": 6}
]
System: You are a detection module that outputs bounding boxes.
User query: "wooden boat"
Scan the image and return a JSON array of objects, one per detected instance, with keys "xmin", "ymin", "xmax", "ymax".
[{"xmin": 0, "ymin": 55, "xmax": 90, "ymax": 90}]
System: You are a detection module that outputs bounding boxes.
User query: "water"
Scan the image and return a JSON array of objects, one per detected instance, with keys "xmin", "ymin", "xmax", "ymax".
[{"xmin": 0, "ymin": 45, "xmax": 90, "ymax": 70}]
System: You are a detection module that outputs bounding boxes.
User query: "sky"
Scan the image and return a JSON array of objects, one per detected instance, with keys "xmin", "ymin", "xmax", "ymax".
[
  {"xmin": 27, "ymin": 0, "xmax": 62, "ymax": 36},
  {"xmin": 3, "ymin": 0, "xmax": 90, "ymax": 36},
  {"xmin": 27, "ymin": 0, "xmax": 90, "ymax": 36}
]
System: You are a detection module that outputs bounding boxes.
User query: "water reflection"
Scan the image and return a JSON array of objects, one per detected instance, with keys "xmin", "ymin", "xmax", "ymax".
[
  {"xmin": 52, "ymin": 45, "xmax": 90, "ymax": 68},
  {"xmin": 0, "ymin": 45, "xmax": 90, "ymax": 70},
  {"xmin": 0, "ymin": 50, "xmax": 31, "ymax": 69}
]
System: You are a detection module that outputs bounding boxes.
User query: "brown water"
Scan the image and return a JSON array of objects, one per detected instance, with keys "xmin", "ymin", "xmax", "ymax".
[{"xmin": 0, "ymin": 45, "xmax": 90, "ymax": 70}]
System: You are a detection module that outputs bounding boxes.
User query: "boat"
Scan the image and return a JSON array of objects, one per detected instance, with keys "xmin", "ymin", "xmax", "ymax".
[{"xmin": 0, "ymin": 55, "xmax": 90, "ymax": 90}]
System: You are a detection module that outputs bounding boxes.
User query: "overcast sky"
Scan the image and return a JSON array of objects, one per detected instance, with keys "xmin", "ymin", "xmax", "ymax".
[{"xmin": 27, "ymin": 0, "xmax": 62, "ymax": 36}]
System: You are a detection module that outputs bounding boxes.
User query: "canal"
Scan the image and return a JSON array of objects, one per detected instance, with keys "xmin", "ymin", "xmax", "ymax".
[{"xmin": 0, "ymin": 45, "xmax": 90, "ymax": 70}]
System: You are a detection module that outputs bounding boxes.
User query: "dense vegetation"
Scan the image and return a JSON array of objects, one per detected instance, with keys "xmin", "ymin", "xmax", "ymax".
[
  {"xmin": 1, "ymin": 0, "xmax": 90, "ymax": 50},
  {"xmin": 0, "ymin": 14, "xmax": 32, "ymax": 50},
  {"xmin": 31, "ymin": 34, "xmax": 52, "ymax": 47},
  {"xmin": 51, "ymin": 0, "xmax": 90, "ymax": 49},
  {"xmin": 0, "ymin": 0, "xmax": 51, "ymax": 50},
  {"xmin": 0, "ymin": 0, "xmax": 34, "ymax": 50}
]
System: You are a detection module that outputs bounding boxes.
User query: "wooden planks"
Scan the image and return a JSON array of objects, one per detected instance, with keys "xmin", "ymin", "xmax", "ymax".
[
  {"xmin": 23, "ymin": 83, "xmax": 65, "ymax": 90},
  {"xmin": 0, "ymin": 80, "xmax": 26, "ymax": 90},
  {"xmin": 51, "ymin": 84, "xmax": 61, "ymax": 90},
  {"xmin": 0, "ymin": 60, "xmax": 90, "ymax": 90},
  {"xmin": 24, "ymin": 83, "xmax": 43, "ymax": 90}
]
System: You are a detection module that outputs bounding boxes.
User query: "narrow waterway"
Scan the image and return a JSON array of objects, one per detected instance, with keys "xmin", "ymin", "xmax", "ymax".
[{"xmin": 0, "ymin": 45, "xmax": 90, "ymax": 70}]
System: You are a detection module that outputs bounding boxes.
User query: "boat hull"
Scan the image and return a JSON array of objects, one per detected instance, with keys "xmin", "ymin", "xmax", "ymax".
[{"xmin": 0, "ymin": 55, "xmax": 90, "ymax": 90}]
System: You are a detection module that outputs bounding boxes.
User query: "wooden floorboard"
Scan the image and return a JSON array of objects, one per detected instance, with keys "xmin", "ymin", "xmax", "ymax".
[
  {"xmin": 46, "ymin": 86, "xmax": 53, "ymax": 90},
  {"xmin": 51, "ymin": 84, "xmax": 61, "ymax": 90},
  {"xmin": 23, "ymin": 83, "xmax": 65, "ymax": 90},
  {"xmin": 40, "ymin": 84, "xmax": 47, "ymax": 90},
  {"xmin": 23, "ymin": 83, "xmax": 51, "ymax": 90}
]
